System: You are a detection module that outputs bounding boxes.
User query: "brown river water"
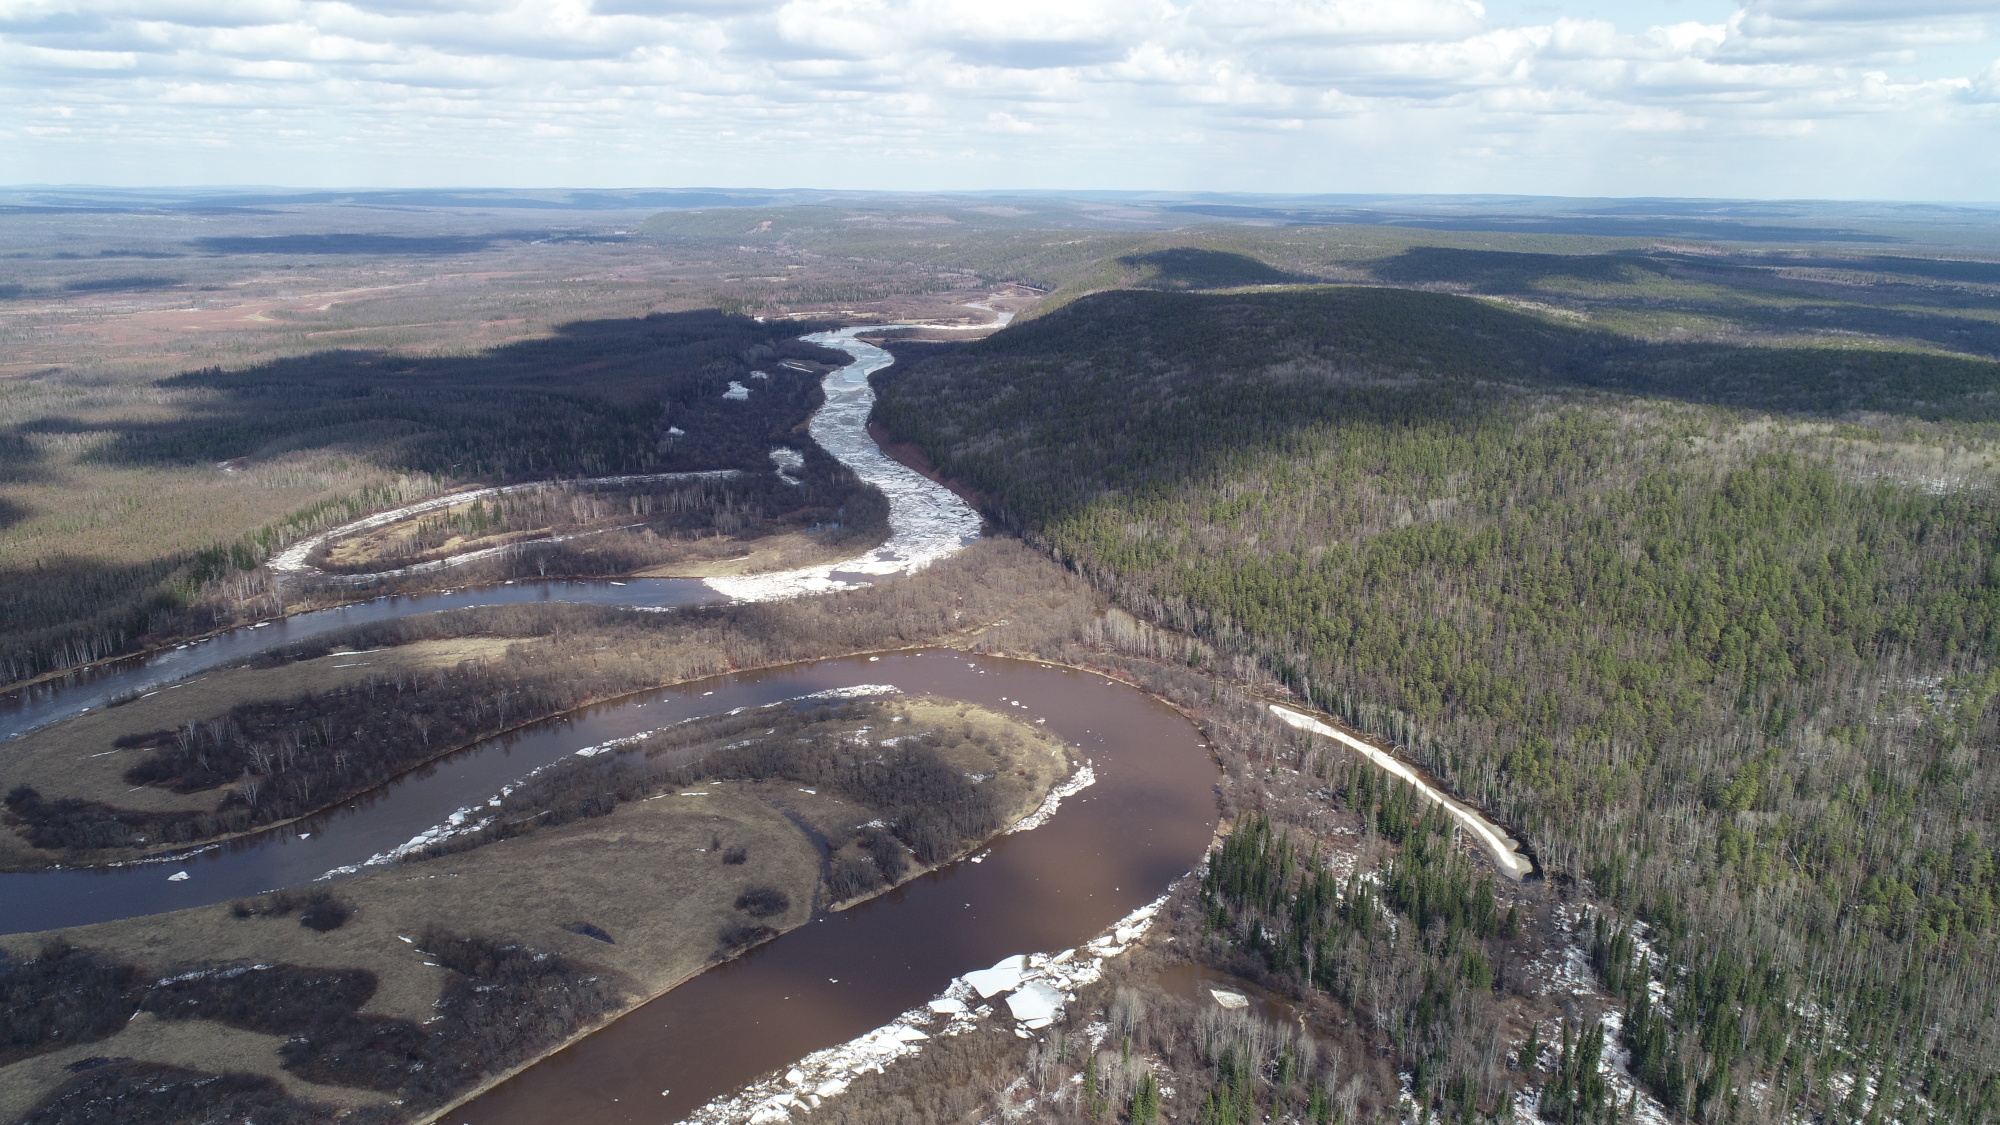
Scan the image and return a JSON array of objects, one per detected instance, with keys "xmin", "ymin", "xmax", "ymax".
[
  {"xmin": 453, "ymin": 650, "xmax": 1219, "ymax": 1125},
  {"xmin": 2, "ymin": 648, "xmax": 1220, "ymax": 1124}
]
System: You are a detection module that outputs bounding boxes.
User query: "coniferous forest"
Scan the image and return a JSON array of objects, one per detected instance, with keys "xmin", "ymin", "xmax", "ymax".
[{"xmin": 874, "ymin": 286, "xmax": 2000, "ymax": 1121}]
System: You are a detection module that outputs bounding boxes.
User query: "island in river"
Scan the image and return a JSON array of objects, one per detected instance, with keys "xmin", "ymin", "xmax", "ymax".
[{"xmin": 0, "ymin": 693, "xmax": 1074, "ymax": 1125}]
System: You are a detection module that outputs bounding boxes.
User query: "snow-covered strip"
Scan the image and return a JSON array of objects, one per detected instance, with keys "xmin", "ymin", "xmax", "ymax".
[
  {"xmin": 705, "ymin": 327, "xmax": 985, "ymax": 603},
  {"xmin": 1004, "ymin": 763, "xmax": 1095, "ymax": 835},
  {"xmin": 155, "ymin": 963, "xmax": 272, "ymax": 987},
  {"xmin": 1268, "ymin": 704, "xmax": 1533, "ymax": 880},
  {"xmin": 104, "ymin": 842, "xmax": 221, "ymax": 868},
  {"xmin": 267, "ymin": 471, "xmax": 740, "ymax": 578},
  {"xmin": 770, "ymin": 448, "xmax": 806, "ymax": 486},
  {"xmin": 800, "ymin": 684, "xmax": 901, "ymax": 701},
  {"xmin": 315, "ymin": 685, "xmax": 910, "ymax": 879},
  {"xmin": 678, "ymin": 892, "xmax": 1166, "ymax": 1125}
]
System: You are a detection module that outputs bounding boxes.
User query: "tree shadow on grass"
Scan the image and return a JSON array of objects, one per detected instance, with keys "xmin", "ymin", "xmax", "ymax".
[
  {"xmin": 59, "ymin": 309, "xmax": 844, "ymax": 482},
  {"xmin": 1118, "ymin": 248, "xmax": 1309, "ymax": 290}
]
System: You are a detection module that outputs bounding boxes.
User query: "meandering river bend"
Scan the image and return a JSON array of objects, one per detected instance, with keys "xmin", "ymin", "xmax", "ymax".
[
  {"xmin": 0, "ymin": 317, "xmax": 1225, "ymax": 1125},
  {"xmin": 0, "ymin": 312, "xmax": 1527, "ymax": 1123}
]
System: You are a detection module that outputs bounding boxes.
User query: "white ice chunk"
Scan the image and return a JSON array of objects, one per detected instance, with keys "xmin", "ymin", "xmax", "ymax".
[
  {"xmin": 1006, "ymin": 980, "xmax": 1065, "ymax": 1023},
  {"xmin": 723, "ymin": 381, "xmax": 751, "ymax": 401},
  {"xmin": 962, "ymin": 955, "xmax": 1027, "ymax": 998},
  {"xmin": 928, "ymin": 998, "xmax": 967, "ymax": 1015},
  {"xmin": 707, "ymin": 327, "xmax": 985, "ymax": 602},
  {"xmin": 1209, "ymin": 989, "xmax": 1250, "ymax": 1010},
  {"xmin": 167, "ymin": 870, "xmax": 189, "ymax": 882}
]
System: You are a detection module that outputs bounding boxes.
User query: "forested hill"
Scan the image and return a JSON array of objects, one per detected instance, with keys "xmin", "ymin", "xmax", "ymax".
[{"xmin": 873, "ymin": 286, "xmax": 2000, "ymax": 1122}]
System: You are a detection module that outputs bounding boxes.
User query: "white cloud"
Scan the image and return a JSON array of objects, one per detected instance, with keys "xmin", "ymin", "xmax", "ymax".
[{"xmin": 0, "ymin": 0, "xmax": 1993, "ymax": 197}]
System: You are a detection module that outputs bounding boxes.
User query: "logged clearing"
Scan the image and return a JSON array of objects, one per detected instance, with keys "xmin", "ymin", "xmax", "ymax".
[{"xmin": 0, "ymin": 698, "xmax": 1071, "ymax": 1123}]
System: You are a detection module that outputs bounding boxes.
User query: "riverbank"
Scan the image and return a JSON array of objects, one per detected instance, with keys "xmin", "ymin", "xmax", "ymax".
[
  {"xmin": 0, "ymin": 539, "xmax": 1086, "ymax": 874},
  {"xmin": 0, "ymin": 695, "xmax": 1074, "ymax": 1125}
]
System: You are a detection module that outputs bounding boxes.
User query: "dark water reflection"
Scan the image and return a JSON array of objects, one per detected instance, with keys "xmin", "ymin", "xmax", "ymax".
[
  {"xmin": 0, "ymin": 577, "xmax": 720, "ymax": 743},
  {"xmin": 1, "ymin": 647, "xmax": 1219, "ymax": 1125},
  {"xmin": 455, "ymin": 651, "xmax": 1218, "ymax": 1125}
]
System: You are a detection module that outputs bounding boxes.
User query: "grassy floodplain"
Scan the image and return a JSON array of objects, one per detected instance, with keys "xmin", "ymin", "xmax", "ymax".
[{"xmin": 0, "ymin": 694, "xmax": 1070, "ymax": 1125}]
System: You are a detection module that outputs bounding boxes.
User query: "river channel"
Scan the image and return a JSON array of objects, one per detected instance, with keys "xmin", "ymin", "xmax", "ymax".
[
  {"xmin": 2, "ymin": 646, "xmax": 1219, "ymax": 1124},
  {"xmin": 0, "ymin": 324, "xmax": 1229, "ymax": 1125}
]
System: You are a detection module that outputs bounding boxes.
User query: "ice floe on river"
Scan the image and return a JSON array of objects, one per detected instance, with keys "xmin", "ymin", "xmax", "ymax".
[
  {"xmin": 1003, "ymin": 763, "xmax": 1095, "ymax": 835},
  {"xmin": 706, "ymin": 327, "xmax": 986, "ymax": 602},
  {"xmin": 680, "ymin": 895, "xmax": 1169, "ymax": 1125}
]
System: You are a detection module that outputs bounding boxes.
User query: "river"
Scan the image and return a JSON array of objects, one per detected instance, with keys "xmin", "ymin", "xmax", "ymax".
[
  {"xmin": 0, "ymin": 313, "xmax": 1225, "ymax": 1125},
  {"xmin": 0, "ymin": 309, "xmax": 1519, "ymax": 1125}
]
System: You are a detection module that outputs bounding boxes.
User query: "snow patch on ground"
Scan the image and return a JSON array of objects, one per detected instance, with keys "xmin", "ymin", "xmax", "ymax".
[
  {"xmin": 771, "ymin": 448, "xmax": 806, "ymax": 485},
  {"xmin": 681, "ymin": 893, "xmax": 1166, "ymax": 1125},
  {"xmin": 1267, "ymin": 703, "xmax": 1532, "ymax": 880},
  {"xmin": 1004, "ymin": 763, "xmax": 1096, "ymax": 835}
]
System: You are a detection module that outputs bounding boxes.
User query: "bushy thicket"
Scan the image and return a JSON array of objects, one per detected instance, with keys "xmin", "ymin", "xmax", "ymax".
[
  {"xmin": 141, "ymin": 964, "xmax": 379, "ymax": 1037},
  {"xmin": 230, "ymin": 888, "xmax": 356, "ymax": 932},
  {"xmin": 658, "ymin": 702, "xmax": 1003, "ymax": 865},
  {"xmin": 400, "ymin": 928, "xmax": 628, "ymax": 1109},
  {"xmin": 16, "ymin": 1061, "xmax": 337, "ymax": 1125},
  {"xmin": 0, "ymin": 941, "xmax": 141, "ymax": 1066}
]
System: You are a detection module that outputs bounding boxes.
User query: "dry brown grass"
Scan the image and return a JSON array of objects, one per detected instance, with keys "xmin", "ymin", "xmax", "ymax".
[
  {"xmin": 0, "ymin": 699, "xmax": 1070, "ymax": 1119},
  {"xmin": 0, "ymin": 206, "xmax": 1017, "ymax": 589},
  {"xmin": 629, "ymin": 529, "xmax": 863, "ymax": 577}
]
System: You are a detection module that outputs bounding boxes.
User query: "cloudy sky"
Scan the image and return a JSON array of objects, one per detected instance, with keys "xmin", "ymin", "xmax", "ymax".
[{"xmin": 2, "ymin": 0, "xmax": 1996, "ymax": 198}]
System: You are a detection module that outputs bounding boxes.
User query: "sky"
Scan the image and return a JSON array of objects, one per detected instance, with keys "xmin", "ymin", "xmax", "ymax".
[{"xmin": 1, "ymin": 0, "xmax": 1996, "ymax": 199}]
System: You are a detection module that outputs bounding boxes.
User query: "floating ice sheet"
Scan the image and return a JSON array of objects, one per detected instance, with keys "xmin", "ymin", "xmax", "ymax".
[{"xmin": 706, "ymin": 327, "xmax": 986, "ymax": 602}]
